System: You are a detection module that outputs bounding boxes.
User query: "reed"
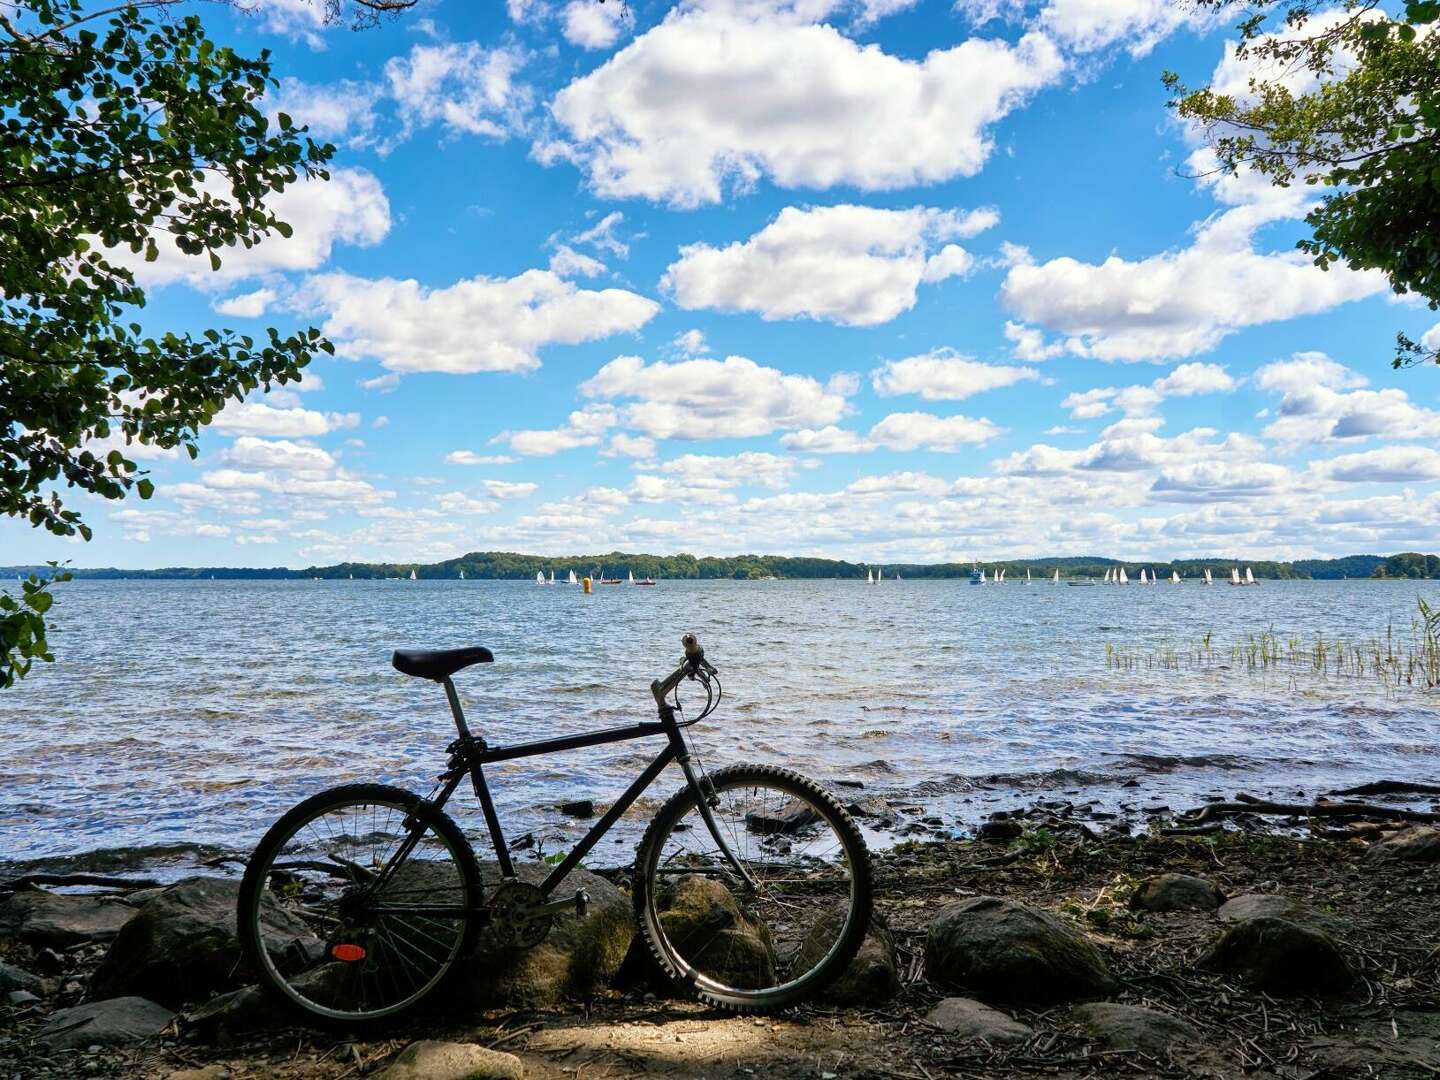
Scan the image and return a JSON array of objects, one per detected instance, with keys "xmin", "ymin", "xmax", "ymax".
[{"xmin": 1103, "ymin": 598, "xmax": 1440, "ymax": 691}]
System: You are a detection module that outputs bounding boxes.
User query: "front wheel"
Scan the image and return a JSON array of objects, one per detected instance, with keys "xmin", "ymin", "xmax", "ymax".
[
  {"xmin": 237, "ymin": 783, "xmax": 482, "ymax": 1030},
  {"xmin": 633, "ymin": 764, "xmax": 873, "ymax": 1012}
]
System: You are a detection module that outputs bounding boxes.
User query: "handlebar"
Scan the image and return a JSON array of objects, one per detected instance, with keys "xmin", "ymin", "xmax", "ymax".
[{"xmin": 651, "ymin": 633, "xmax": 717, "ymax": 707}]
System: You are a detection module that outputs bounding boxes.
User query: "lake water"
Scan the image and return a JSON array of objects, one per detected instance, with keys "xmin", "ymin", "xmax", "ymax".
[{"xmin": 3, "ymin": 577, "xmax": 1439, "ymax": 867}]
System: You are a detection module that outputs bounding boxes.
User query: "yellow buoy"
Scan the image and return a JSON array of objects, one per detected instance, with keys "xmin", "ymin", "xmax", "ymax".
[{"xmin": 582, "ymin": 576, "xmax": 592, "ymax": 594}]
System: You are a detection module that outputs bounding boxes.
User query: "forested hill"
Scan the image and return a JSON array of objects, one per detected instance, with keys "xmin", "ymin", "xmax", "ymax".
[{"xmin": 4, "ymin": 552, "xmax": 1435, "ymax": 580}]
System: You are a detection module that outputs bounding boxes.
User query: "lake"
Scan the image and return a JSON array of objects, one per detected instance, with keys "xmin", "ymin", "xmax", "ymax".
[{"xmin": 3, "ymin": 577, "xmax": 1438, "ymax": 866}]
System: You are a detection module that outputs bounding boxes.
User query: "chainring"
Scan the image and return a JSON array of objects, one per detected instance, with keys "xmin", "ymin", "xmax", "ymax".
[{"xmin": 485, "ymin": 881, "xmax": 552, "ymax": 948}]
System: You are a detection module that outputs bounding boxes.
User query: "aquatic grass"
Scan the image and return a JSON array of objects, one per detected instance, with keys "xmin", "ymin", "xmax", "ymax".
[{"xmin": 1103, "ymin": 598, "xmax": 1440, "ymax": 692}]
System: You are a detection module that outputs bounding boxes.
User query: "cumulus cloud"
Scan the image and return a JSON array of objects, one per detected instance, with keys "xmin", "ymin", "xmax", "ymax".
[
  {"xmin": 266, "ymin": 76, "xmax": 381, "ymax": 148},
  {"xmin": 210, "ymin": 402, "xmax": 360, "ymax": 439},
  {"xmin": 871, "ymin": 347, "xmax": 1038, "ymax": 400},
  {"xmin": 956, "ymin": 0, "xmax": 1225, "ymax": 56},
  {"xmin": 121, "ymin": 169, "xmax": 391, "ymax": 292},
  {"xmin": 781, "ymin": 412, "xmax": 1003, "ymax": 452},
  {"xmin": 579, "ymin": 355, "xmax": 854, "ymax": 438},
  {"xmin": 213, "ymin": 288, "xmax": 278, "ymax": 319},
  {"xmin": 1257, "ymin": 354, "xmax": 1440, "ymax": 446},
  {"xmin": 662, "ymin": 205, "xmax": 995, "ymax": 326},
  {"xmin": 562, "ymin": 0, "xmax": 627, "ymax": 48},
  {"xmin": 541, "ymin": 9, "xmax": 1063, "ymax": 206},
  {"xmin": 1062, "ymin": 362, "xmax": 1238, "ymax": 419},
  {"xmin": 221, "ymin": 437, "xmax": 336, "ymax": 474},
  {"xmin": 446, "ymin": 451, "xmax": 518, "ymax": 466},
  {"xmin": 298, "ymin": 269, "xmax": 660, "ymax": 373},
  {"xmin": 494, "ymin": 405, "xmax": 619, "ymax": 456},
  {"xmin": 658, "ymin": 451, "xmax": 797, "ymax": 490},
  {"xmin": 1318, "ymin": 447, "xmax": 1440, "ymax": 484},
  {"xmin": 385, "ymin": 41, "xmax": 530, "ymax": 141}
]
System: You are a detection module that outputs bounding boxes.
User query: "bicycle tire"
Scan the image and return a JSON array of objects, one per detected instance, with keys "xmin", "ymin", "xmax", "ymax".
[
  {"xmin": 632, "ymin": 764, "xmax": 873, "ymax": 1012},
  {"xmin": 237, "ymin": 782, "xmax": 482, "ymax": 1031}
]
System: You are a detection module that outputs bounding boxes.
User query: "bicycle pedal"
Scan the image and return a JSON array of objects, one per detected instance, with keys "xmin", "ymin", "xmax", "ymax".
[{"xmin": 575, "ymin": 889, "xmax": 590, "ymax": 919}]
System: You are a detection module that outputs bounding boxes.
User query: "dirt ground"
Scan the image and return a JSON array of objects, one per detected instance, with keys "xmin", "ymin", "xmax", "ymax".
[{"xmin": 5, "ymin": 826, "xmax": 1440, "ymax": 1079}]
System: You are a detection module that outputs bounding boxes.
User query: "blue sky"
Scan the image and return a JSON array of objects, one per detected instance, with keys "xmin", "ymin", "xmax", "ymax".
[{"xmin": 8, "ymin": 0, "xmax": 1440, "ymax": 568}]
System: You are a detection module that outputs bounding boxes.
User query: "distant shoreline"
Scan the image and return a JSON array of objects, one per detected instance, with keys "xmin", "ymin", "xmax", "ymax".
[{"xmin": 4, "ymin": 550, "xmax": 1438, "ymax": 581}]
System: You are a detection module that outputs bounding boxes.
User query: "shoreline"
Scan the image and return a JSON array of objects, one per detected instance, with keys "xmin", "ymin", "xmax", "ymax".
[{"xmin": 3, "ymin": 819, "xmax": 1440, "ymax": 1079}]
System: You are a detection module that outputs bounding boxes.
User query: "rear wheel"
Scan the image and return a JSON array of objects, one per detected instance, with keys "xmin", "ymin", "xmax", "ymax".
[
  {"xmin": 237, "ymin": 783, "xmax": 481, "ymax": 1029},
  {"xmin": 633, "ymin": 764, "xmax": 872, "ymax": 1012}
]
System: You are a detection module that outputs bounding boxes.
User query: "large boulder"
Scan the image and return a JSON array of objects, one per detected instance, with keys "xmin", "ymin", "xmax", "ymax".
[
  {"xmin": 925, "ymin": 997, "xmax": 1033, "ymax": 1044},
  {"xmin": 637, "ymin": 874, "xmax": 775, "ymax": 992},
  {"xmin": 1130, "ymin": 874, "xmax": 1225, "ymax": 913},
  {"xmin": 1072, "ymin": 1002, "xmax": 1201, "ymax": 1054},
  {"xmin": 185, "ymin": 963, "xmax": 349, "ymax": 1037},
  {"xmin": 794, "ymin": 913, "xmax": 900, "ymax": 1005},
  {"xmin": 457, "ymin": 862, "xmax": 634, "ymax": 1007},
  {"xmin": 1199, "ymin": 916, "xmax": 1354, "ymax": 995},
  {"xmin": 37, "ymin": 996, "xmax": 175, "ymax": 1049},
  {"xmin": 373, "ymin": 1040, "xmax": 524, "ymax": 1080},
  {"xmin": 0, "ymin": 959, "xmax": 47, "ymax": 995},
  {"xmin": 89, "ymin": 877, "xmax": 318, "ymax": 1007},
  {"xmin": 1366, "ymin": 826, "xmax": 1440, "ymax": 863},
  {"xmin": 924, "ymin": 897, "xmax": 1117, "ymax": 1004},
  {"xmin": 0, "ymin": 888, "xmax": 135, "ymax": 949},
  {"xmin": 1216, "ymin": 893, "xmax": 1342, "ymax": 934}
]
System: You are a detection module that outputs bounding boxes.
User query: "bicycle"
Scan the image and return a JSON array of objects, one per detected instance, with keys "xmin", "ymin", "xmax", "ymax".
[{"xmin": 237, "ymin": 633, "xmax": 873, "ymax": 1027}]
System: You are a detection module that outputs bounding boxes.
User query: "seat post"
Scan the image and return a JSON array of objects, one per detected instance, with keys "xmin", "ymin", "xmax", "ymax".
[{"xmin": 440, "ymin": 676, "xmax": 472, "ymax": 739}]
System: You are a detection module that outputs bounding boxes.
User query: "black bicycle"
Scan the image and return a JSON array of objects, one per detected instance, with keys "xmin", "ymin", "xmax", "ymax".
[{"xmin": 237, "ymin": 633, "xmax": 872, "ymax": 1027}]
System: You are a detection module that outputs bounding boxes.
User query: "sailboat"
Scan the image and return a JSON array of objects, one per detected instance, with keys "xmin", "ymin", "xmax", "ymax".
[
  {"xmin": 875, "ymin": 567, "xmax": 882, "ymax": 585},
  {"xmin": 1119, "ymin": 567, "xmax": 1130, "ymax": 584},
  {"xmin": 997, "ymin": 568, "xmax": 1006, "ymax": 584},
  {"xmin": 598, "ymin": 567, "xmax": 622, "ymax": 585},
  {"xmin": 628, "ymin": 570, "xmax": 635, "ymax": 584},
  {"xmin": 1052, "ymin": 569, "xmax": 1060, "ymax": 584},
  {"xmin": 1203, "ymin": 568, "xmax": 1213, "ymax": 585},
  {"xmin": 1025, "ymin": 568, "xmax": 1032, "ymax": 585},
  {"xmin": 549, "ymin": 570, "xmax": 556, "ymax": 584},
  {"xmin": 1171, "ymin": 570, "xmax": 1181, "ymax": 584},
  {"xmin": 894, "ymin": 571, "xmax": 901, "ymax": 581},
  {"xmin": 866, "ymin": 568, "xmax": 874, "ymax": 584},
  {"xmin": 1103, "ymin": 568, "xmax": 1112, "ymax": 584},
  {"xmin": 409, "ymin": 569, "xmax": 417, "ymax": 581},
  {"xmin": 1245, "ymin": 566, "xmax": 1257, "ymax": 586},
  {"xmin": 568, "ymin": 569, "xmax": 579, "ymax": 585},
  {"xmin": 1230, "ymin": 567, "xmax": 1242, "ymax": 586},
  {"xmin": 458, "ymin": 570, "xmax": 465, "ymax": 580},
  {"xmin": 1139, "ymin": 568, "xmax": 1148, "ymax": 585},
  {"xmin": 535, "ymin": 571, "xmax": 547, "ymax": 585}
]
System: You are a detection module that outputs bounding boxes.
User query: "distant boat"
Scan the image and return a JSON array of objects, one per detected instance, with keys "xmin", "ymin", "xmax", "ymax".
[
  {"xmin": 409, "ymin": 569, "xmax": 417, "ymax": 581},
  {"xmin": 1139, "ymin": 568, "xmax": 1147, "ymax": 584},
  {"xmin": 970, "ymin": 567, "xmax": 984, "ymax": 585},
  {"xmin": 1119, "ymin": 567, "xmax": 1129, "ymax": 584},
  {"xmin": 1025, "ymin": 568, "xmax": 1031, "ymax": 585},
  {"xmin": 875, "ymin": 567, "xmax": 882, "ymax": 585},
  {"xmin": 536, "ymin": 571, "xmax": 547, "ymax": 585},
  {"xmin": 1245, "ymin": 566, "xmax": 1258, "ymax": 586},
  {"xmin": 348, "ymin": 573, "xmax": 353, "ymax": 580},
  {"xmin": 597, "ymin": 567, "xmax": 622, "ymax": 585},
  {"xmin": 1203, "ymin": 568, "xmax": 1213, "ymax": 585},
  {"xmin": 1103, "ymin": 568, "xmax": 1112, "ymax": 584},
  {"xmin": 1171, "ymin": 570, "xmax": 1181, "ymax": 584},
  {"xmin": 458, "ymin": 570, "xmax": 465, "ymax": 580},
  {"xmin": 549, "ymin": 570, "xmax": 556, "ymax": 584},
  {"xmin": 628, "ymin": 570, "xmax": 635, "ymax": 584},
  {"xmin": 636, "ymin": 574, "xmax": 656, "ymax": 586},
  {"xmin": 1052, "ymin": 569, "xmax": 1060, "ymax": 585},
  {"xmin": 866, "ymin": 568, "xmax": 874, "ymax": 584},
  {"xmin": 997, "ymin": 568, "xmax": 1006, "ymax": 584},
  {"xmin": 568, "ymin": 569, "xmax": 578, "ymax": 585},
  {"xmin": 894, "ymin": 571, "xmax": 901, "ymax": 580},
  {"xmin": 1230, "ymin": 567, "xmax": 1242, "ymax": 586}
]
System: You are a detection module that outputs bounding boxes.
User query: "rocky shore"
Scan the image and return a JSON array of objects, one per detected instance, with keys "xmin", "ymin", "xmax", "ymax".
[{"xmin": 3, "ymin": 800, "xmax": 1440, "ymax": 1079}]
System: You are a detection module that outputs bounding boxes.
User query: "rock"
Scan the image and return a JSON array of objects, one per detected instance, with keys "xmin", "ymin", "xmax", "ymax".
[
  {"xmin": 0, "ymin": 959, "xmax": 46, "ymax": 994},
  {"xmin": 1366, "ymin": 826, "xmax": 1440, "ymax": 863},
  {"xmin": 373, "ymin": 1040, "xmax": 524, "ymax": 1080},
  {"xmin": 977, "ymin": 821, "xmax": 1022, "ymax": 842},
  {"xmin": 1072, "ymin": 1002, "xmax": 1200, "ymax": 1054},
  {"xmin": 924, "ymin": 897, "xmax": 1117, "ymax": 1004},
  {"xmin": 794, "ymin": 913, "xmax": 900, "ymax": 1005},
  {"xmin": 8, "ymin": 989, "xmax": 41, "ymax": 1006},
  {"xmin": 185, "ymin": 964, "xmax": 348, "ymax": 1036},
  {"xmin": 1216, "ymin": 893, "xmax": 1341, "ymax": 933},
  {"xmin": 0, "ymin": 888, "xmax": 135, "ymax": 949},
  {"xmin": 1199, "ymin": 916, "xmax": 1354, "ymax": 995},
  {"xmin": 1131, "ymin": 874, "xmax": 1226, "ymax": 913},
  {"xmin": 557, "ymin": 799, "xmax": 596, "ymax": 818},
  {"xmin": 745, "ymin": 799, "xmax": 820, "ymax": 835},
  {"xmin": 37, "ymin": 995, "xmax": 175, "ymax": 1049},
  {"xmin": 89, "ymin": 876, "xmax": 318, "ymax": 1008},
  {"xmin": 167, "ymin": 1067, "xmax": 232, "ymax": 1080},
  {"xmin": 647, "ymin": 875, "xmax": 775, "ymax": 991},
  {"xmin": 458, "ymin": 862, "xmax": 634, "ymax": 1007},
  {"xmin": 925, "ymin": 997, "xmax": 1033, "ymax": 1044}
]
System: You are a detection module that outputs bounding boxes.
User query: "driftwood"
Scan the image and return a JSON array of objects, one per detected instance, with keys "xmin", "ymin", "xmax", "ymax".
[
  {"xmin": 0, "ymin": 873, "xmax": 160, "ymax": 892},
  {"xmin": 1179, "ymin": 791, "xmax": 1440, "ymax": 825},
  {"xmin": 1328, "ymin": 780, "xmax": 1440, "ymax": 798}
]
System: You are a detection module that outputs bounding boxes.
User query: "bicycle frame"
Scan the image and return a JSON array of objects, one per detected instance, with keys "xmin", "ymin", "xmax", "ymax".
[{"xmin": 373, "ymin": 671, "xmax": 738, "ymax": 911}]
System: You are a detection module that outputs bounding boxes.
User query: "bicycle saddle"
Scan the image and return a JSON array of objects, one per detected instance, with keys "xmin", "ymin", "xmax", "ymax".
[{"xmin": 392, "ymin": 646, "xmax": 494, "ymax": 680}]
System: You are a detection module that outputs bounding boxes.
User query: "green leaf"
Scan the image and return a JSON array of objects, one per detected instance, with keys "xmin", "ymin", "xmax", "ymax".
[{"xmin": 136, "ymin": 478, "xmax": 155, "ymax": 499}]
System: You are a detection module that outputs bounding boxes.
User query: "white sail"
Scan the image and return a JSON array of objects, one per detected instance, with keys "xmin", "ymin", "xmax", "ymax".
[
  {"xmin": 568, "ymin": 569, "xmax": 578, "ymax": 585},
  {"xmin": 459, "ymin": 570, "xmax": 464, "ymax": 580},
  {"xmin": 1139, "ymin": 569, "xmax": 1147, "ymax": 584},
  {"xmin": 876, "ymin": 567, "xmax": 882, "ymax": 585},
  {"xmin": 866, "ymin": 568, "xmax": 873, "ymax": 584},
  {"xmin": 998, "ymin": 568, "xmax": 1005, "ymax": 583},
  {"xmin": 1231, "ymin": 567, "xmax": 1241, "ymax": 585},
  {"xmin": 980, "ymin": 568, "xmax": 987, "ymax": 583},
  {"xmin": 535, "ymin": 571, "xmax": 545, "ymax": 585},
  {"xmin": 1245, "ymin": 566, "xmax": 1255, "ymax": 585},
  {"xmin": 1204, "ymin": 568, "xmax": 1213, "ymax": 585},
  {"xmin": 1119, "ymin": 567, "xmax": 1129, "ymax": 584},
  {"xmin": 628, "ymin": 569, "xmax": 635, "ymax": 583},
  {"xmin": 1171, "ymin": 570, "xmax": 1180, "ymax": 584},
  {"xmin": 550, "ymin": 571, "xmax": 555, "ymax": 584},
  {"xmin": 1026, "ymin": 568, "xmax": 1032, "ymax": 584},
  {"xmin": 409, "ymin": 569, "xmax": 417, "ymax": 581},
  {"xmin": 1053, "ymin": 569, "xmax": 1060, "ymax": 584}
]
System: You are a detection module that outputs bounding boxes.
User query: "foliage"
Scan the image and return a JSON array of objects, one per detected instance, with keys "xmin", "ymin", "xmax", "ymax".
[
  {"xmin": 0, "ymin": 566, "xmax": 71, "ymax": 688},
  {"xmin": 1372, "ymin": 552, "xmax": 1440, "ymax": 578},
  {"xmin": 0, "ymin": 0, "xmax": 337, "ymax": 683},
  {"xmin": 1166, "ymin": 1, "xmax": 1440, "ymax": 368}
]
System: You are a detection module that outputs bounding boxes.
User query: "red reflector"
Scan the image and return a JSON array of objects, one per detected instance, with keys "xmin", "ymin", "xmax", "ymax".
[{"xmin": 331, "ymin": 943, "xmax": 366, "ymax": 962}]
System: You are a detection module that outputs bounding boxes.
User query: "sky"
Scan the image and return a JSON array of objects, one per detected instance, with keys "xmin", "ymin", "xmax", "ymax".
[{"xmin": 7, "ymin": 0, "xmax": 1440, "ymax": 569}]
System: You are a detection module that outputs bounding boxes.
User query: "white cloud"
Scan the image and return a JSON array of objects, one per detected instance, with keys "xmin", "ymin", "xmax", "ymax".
[
  {"xmin": 868, "ymin": 412, "xmax": 1004, "ymax": 451},
  {"xmin": 1256, "ymin": 354, "xmax": 1440, "ymax": 446},
  {"xmin": 662, "ymin": 205, "xmax": 995, "ymax": 326},
  {"xmin": 478, "ymin": 479, "xmax": 539, "ymax": 499},
  {"xmin": 1422, "ymin": 321, "xmax": 1440, "ymax": 354},
  {"xmin": 298, "ymin": 269, "xmax": 660, "ymax": 373},
  {"xmin": 580, "ymin": 355, "xmax": 854, "ymax": 438},
  {"xmin": 778, "ymin": 426, "xmax": 873, "ymax": 453},
  {"xmin": 360, "ymin": 373, "xmax": 401, "ymax": 393},
  {"xmin": 1062, "ymin": 362, "xmax": 1237, "ymax": 419},
  {"xmin": 542, "ymin": 9, "xmax": 1063, "ymax": 206},
  {"xmin": 871, "ymin": 347, "xmax": 1038, "ymax": 401},
  {"xmin": 210, "ymin": 402, "xmax": 360, "ymax": 438},
  {"xmin": 1037, "ymin": 0, "xmax": 1220, "ymax": 57},
  {"xmin": 605, "ymin": 433, "xmax": 657, "ymax": 460},
  {"xmin": 124, "ymin": 169, "xmax": 391, "ymax": 292},
  {"xmin": 267, "ymin": 77, "xmax": 380, "ymax": 148},
  {"xmin": 437, "ymin": 492, "xmax": 501, "ymax": 515},
  {"xmin": 549, "ymin": 245, "xmax": 607, "ymax": 277},
  {"xmin": 659, "ymin": 451, "xmax": 797, "ymax": 490},
  {"xmin": 213, "ymin": 287, "xmax": 278, "ymax": 319},
  {"xmin": 1003, "ymin": 320, "xmax": 1065, "ymax": 361},
  {"xmin": 1318, "ymin": 447, "xmax": 1440, "ymax": 484},
  {"xmin": 673, "ymin": 329, "xmax": 709, "ymax": 356},
  {"xmin": 221, "ymin": 437, "xmax": 336, "ymax": 473},
  {"xmin": 385, "ymin": 42, "xmax": 530, "ymax": 141},
  {"xmin": 495, "ymin": 405, "xmax": 619, "ymax": 456},
  {"xmin": 571, "ymin": 211, "xmax": 630, "ymax": 259},
  {"xmin": 562, "ymin": 0, "xmax": 627, "ymax": 48},
  {"xmin": 446, "ymin": 451, "xmax": 518, "ymax": 466}
]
